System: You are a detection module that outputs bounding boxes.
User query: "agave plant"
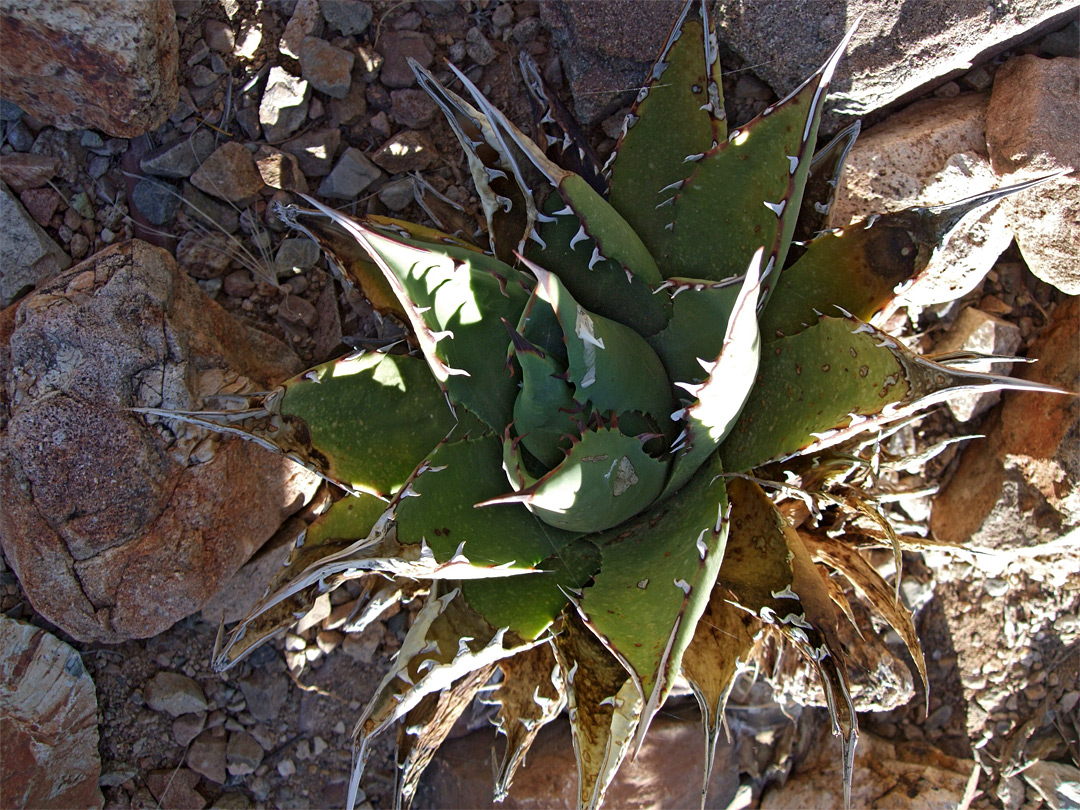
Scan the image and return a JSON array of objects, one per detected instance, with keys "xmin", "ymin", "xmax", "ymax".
[{"xmin": 143, "ymin": 3, "xmax": 1065, "ymax": 807}]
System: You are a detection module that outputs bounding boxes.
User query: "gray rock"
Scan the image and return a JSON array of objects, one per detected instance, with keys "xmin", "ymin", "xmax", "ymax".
[
  {"xmin": 0, "ymin": 153, "xmax": 60, "ymax": 193},
  {"xmin": 144, "ymin": 671, "xmax": 208, "ymax": 716},
  {"xmin": 0, "ymin": 618, "xmax": 102, "ymax": 810},
  {"xmin": 465, "ymin": 26, "xmax": 496, "ymax": 67},
  {"xmin": 236, "ymin": 104, "xmax": 262, "ymax": 141},
  {"xmin": 182, "ymin": 181, "xmax": 240, "ymax": 233},
  {"xmin": 187, "ymin": 728, "xmax": 228, "ymax": 784},
  {"xmin": 0, "ymin": 99, "xmax": 22, "ymax": 121},
  {"xmin": 5, "ymin": 119, "xmax": 34, "ymax": 152},
  {"xmin": 190, "ymin": 63, "xmax": 218, "ymax": 87},
  {"xmin": 318, "ymin": 146, "xmax": 383, "ymax": 199},
  {"xmin": 0, "ymin": 241, "xmax": 318, "ymax": 643},
  {"xmin": 274, "ymin": 238, "xmax": 322, "ymax": 277},
  {"xmin": 0, "ymin": 180, "xmax": 71, "ymax": 306},
  {"xmin": 260, "ymin": 66, "xmax": 310, "ymax": 144},
  {"xmin": 299, "ymin": 36, "xmax": 354, "ymax": 98},
  {"xmin": 132, "ymin": 177, "xmax": 181, "ymax": 225},
  {"xmin": 237, "ymin": 661, "xmax": 290, "ymax": 724},
  {"xmin": 173, "ymin": 711, "xmax": 208, "ymax": 747},
  {"xmin": 376, "ymin": 30, "xmax": 434, "ymax": 89},
  {"xmin": 226, "ymin": 731, "xmax": 265, "ymax": 776},
  {"xmin": 322, "ymin": 0, "xmax": 373, "ymax": 35},
  {"xmin": 190, "ymin": 142, "xmax": 265, "ymax": 203},
  {"xmin": 282, "ymin": 126, "xmax": 341, "ymax": 177},
  {"xmin": 278, "ymin": 293, "xmax": 318, "ymax": 329},
  {"xmin": 204, "ymin": 19, "xmax": 235, "ymax": 53},
  {"xmin": 378, "ymin": 176, "xmax": 415, "ymax": 212},
  {"xmin": 140, "ymin": 129, "xmax": 217, "ymax": 178}
]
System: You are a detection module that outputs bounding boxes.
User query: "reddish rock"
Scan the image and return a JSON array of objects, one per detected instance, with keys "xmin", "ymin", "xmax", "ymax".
[
  {"xmin": 932, "ymin": 296, "xmax": 1079, "ymax": 551},
  {"xmin": 145, "ymin": 767, "xmax": 206, "ymax": 810},
  {"xmin": 376, "ymin": 30, "xmax": 435, "ymax": 89},
  {"xmin": 0, "ymin": 617, "xmax": 103, "ymax": 810},
  {"xmin": 371, "ymin": 130, "xmax": 439, "ymax": 173},
  {"xmin": 0, "ymin": 153, "xmax": 60, "ymax": 193},
  {"xmin": 987, "ymin": 55, "xmax": 1080, "ymax": 294},
  {"xmin": 416, "ymin": 710, "xmax": 739, "ymax": 809},
  {"xmin": 0, "ymin": 241, "xmax": 320, "ymax": 643},
  {"xmin": 191, "ymin": 142, "xmax": 266, "ymax": 204},
  {"xmin": 299, "ymin": 36, "xmax": 354, "ymax": 99},
  {"xmin": 255, "ymin": 145, "xmax": 310, "ymax": 193},
  {"xmin": 761, "ymin": 728, "xmax": 975, "ymax": 810},
  {"xmin": 18, "ymin": 187, "xmax": 62, "ymax": 227},
  {"xmin": 0, "ymin": 0, "xmax": 178, "ymax": 137}
]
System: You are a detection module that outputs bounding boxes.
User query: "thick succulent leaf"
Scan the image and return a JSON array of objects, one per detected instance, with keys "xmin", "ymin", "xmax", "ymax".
[
  {"xmin": 789, "ymin": 120, "xmax": 861, "ymax": 253},
  {"xmin": 679, "ymin": 584, "xmax": 760, "ymax": 810},
  {"xmin": 394, "ymin": 663, "xmax": 498, "ymax": 810},
  {"xmin": 662, "ymin": 251, "xmax": 762, "ymax": 497},
  {"xmin": 646, "ymin": 277, "xmax": 741, "ymax": 387},
  {"xmin": 551, "ymin": 612, "xmax": 643, "ymax": 810},
  {"xmin": 395, "ymin": 433, "xmax": 583, "ymax": 568},
  {"xmin": 484, "ymin": 642, "xmax": 567, "ymax": 802},
  {"xmin": 213, "ymin": 492, "xmax": 388, "ymax": 670},
  {"xmin": 642, "ymin": 24, "xmax": 856, "ymax": 290},
  {"xmin": 761, "ymin": 174, "xmax": 1064, "ymax": 340},
  {"xmin": 520, "ymin": 51, "xmax": 607, "ymax": 196},
  {"xmin": 524, "ymin": 194, "xmax": 671, "ymax": 336},
  {"xmin": 463, "ymin": 539, "xmax": 601, "ymax": 641},
  {"xmin": 606, "ymin": 0, "xmax": 726, "ymax": 255},
  {"xmin": 498, "ymin": 424, "xmax": 669, "ymax": 534},
  {"xmin": 529, "ymin": 263, "xmax": 674, "ymax": 423},
  {"xmin": 802, "ymin": 531, "xmax": 928, "ymax": 701},
  {"xmin": 575, "ymin": 451, "xmax": 729, "ymax": 753},
  {"xmin": 136, "ymin": 351, "xmax": 452, "ymax": 499},
  {"xmin": 508, "ymin": 327, "xmax": 578, "ymax": 468},
  {"xmin": 411, "ymin": 61, "xmax": 537, "ymax": 263},
  {"xmin": 719, "ymin": 314, "xmax": 1068, "ymax": 473},
  {"xmin": 348, "ymin": 585, "xmax": 542, "ymax": 810},
  {"xmin": 294, "ymin": 196, "xmax": 534, "ymax": 430},
  {"xmin": 446, "ymin": 62, "xmax": 667, "ymax": 295}
]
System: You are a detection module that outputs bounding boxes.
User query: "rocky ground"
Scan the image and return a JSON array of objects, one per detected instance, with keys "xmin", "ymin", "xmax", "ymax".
[{"xmin": 1, "ymin": 1, "xmax": 1078, "ymax": 809}]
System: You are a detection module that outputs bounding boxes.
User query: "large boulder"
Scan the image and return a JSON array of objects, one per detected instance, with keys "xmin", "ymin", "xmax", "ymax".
[
  {"xmin": 0, "ymin": 240, "xmax": 320, "ymax": 643},
  {"xmin": 0, "ymin": 0, "xmax": 178, "ymax": 137},
  {"xmin": 0, "ymin": 617, "xmax": 102, "ymax": 809}
]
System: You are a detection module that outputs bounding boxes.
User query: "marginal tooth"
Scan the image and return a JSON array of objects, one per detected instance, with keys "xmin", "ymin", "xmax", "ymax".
[
  {"xmin": 569, "ymin": 225, "xmax": 589, "ymax": 250},
  {"xmin": 528, "ymin": 228, "xmax": 548, "ymax": 249},
  {"xmin": 429, "ymin": 329, "xmax": 454, "ymax": 343},
  {"xmin": 553, "ymin": 204, "xmax": 575, "ymax": 217},
  {"xmin": 544, "ymin": 133, "xmax": 560, "ymax": 147},
  {"xmin": 787, "ymin": 155, "xmax": 799, "ymax": 173},
  {"xmin": 763, "ymin": 199, "xmax": 787, "ymax": 217},
  {"xmin": 561, "ymin": 132, "xmax": 572, "ymax": 151},
  {"xmin": 540, "ymin": 111, "xmax": 555, "ymax": 125},
  {"xmin": 658, "ymin": 179, "xmax": 684, "ymax": 194},
  {"xmin": 695, "ymin": 530, "xmax": 709, "ymax": 560},
  {"xmin": 664, "ymin": 222, "xmax": 674, "ymax": 231},
  {"xmin": 535, "ymin": 211, "xmax": 557, "ymax": 223},
  {"xmin": 655, "ymin": 197, "xmax": 676, "ymax": 210},
  {"xmin": 674, "ymin": 578, "xmax": 691, "ymax": 595},
  {"xmin": 599, "ymin": 695, "xmax": 617, "ymax": 707},
  {"xmin": 684, "ymin": 152, "xmax": 706, "ymax": 162},
  {"xmin": 588, "ymin": 246, "xmax": 604, "ymax": 270},
  {"xmin": 577, "ymin": 147, "xmax": 586, "ymax": 161},
  {"xmin": 450, "ymin": 541, "xmax": 469, "ymax": 563}
]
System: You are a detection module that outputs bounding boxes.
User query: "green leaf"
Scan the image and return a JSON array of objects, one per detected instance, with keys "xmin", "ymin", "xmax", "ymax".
[
  {"xmin": 638, "ymin": 25, "xmax": 855, "ymax": 288},
  {"xmin": 720, "ymin": 314, "xmax": 1068, "ymax": 472},
  {"xmin": 607, "ymin": 0, "xmax": 726, "ymax": 258},
  {"xmin": 295, "ymin": 198, "xmax": 534, "ymax": 431},
  {"xmin": 279, "ymin": 351, "xmax": 456, "ymax": 497},
  {"xmin": 396, "ymin": 433, "xmax": 582, "ymax": 567},
  {"xmin": 498, "ymin": 424, "xmax": 669, "ymax": 534},
  {"xmin": 662, "ymin": 252, "xmax": 762, "ymax": 497},
  {"xmin": 576, "ymin": 451, "xmax": 729, "ymax": 753},
  {"xmin": 762, "ymin": 174, "xmax": 1066, "ymax": 340},
  {"xmin": 136, "ymin": 351, "xmax": 454, "ymax": 499},
  {"xmin": 529, "ymin": 262, "xmax": 674, "ymax": 425}
]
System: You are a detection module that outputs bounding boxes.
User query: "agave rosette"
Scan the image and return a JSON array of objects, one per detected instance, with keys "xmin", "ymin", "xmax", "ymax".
[{"xmin": 152, "ymin": 3, "xmax": 1067, "ymax": 808}]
